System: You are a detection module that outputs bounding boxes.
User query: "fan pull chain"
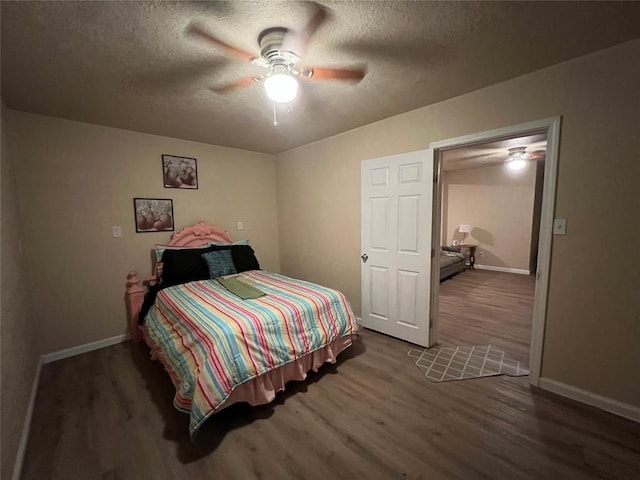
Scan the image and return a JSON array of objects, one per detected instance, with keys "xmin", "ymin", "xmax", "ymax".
[{"xmin": 273, "ymin": 102, "xmax": 278, "ymax": 126}]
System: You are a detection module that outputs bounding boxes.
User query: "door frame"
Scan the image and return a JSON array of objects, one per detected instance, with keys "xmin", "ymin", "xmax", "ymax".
[{"xmin": 428, "ymin": 116, "xmax": 561, "ymax": 386}]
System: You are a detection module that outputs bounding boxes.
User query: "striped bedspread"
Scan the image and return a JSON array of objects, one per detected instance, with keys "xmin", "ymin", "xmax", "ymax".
[{"xmin": 143, "ymin": 270, "xmax": 358, "ymax": 436}]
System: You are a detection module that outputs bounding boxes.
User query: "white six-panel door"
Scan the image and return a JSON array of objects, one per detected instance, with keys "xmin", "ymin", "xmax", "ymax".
[{"xmin": 361, "ymin": 150, "xmax": 434, "ymax": 347}]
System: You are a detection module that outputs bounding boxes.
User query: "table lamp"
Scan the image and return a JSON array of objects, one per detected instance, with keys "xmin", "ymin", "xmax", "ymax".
[{"xmin": 459, "ymin": 224, "xmax": 472, "ymax": 244}]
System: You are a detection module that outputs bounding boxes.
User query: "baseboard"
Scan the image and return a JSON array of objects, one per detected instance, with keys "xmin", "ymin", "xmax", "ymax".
[
  {"xmin": 538, "ymin": 377, "xmax": 640, "ymax": 424},
  {"xmin": 474, "ymin": 264, "xmax": 530, "ymax": 275},
  {"xmin": 41, "ymin": 333, "xmax": 131, "ymax": 364},
  {"xmin": 12, "ymin": 358, "xmax": 42, "ymax": 480}
]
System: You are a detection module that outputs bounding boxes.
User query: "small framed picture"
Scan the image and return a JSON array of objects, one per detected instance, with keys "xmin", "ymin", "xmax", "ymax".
[
  {"xmin": 162, "ymin": 154, "xmax": 198, "ymax": 189},
  {"xmin": 133, "ymin": 198, "xmax": 175, "ymax": 233}
]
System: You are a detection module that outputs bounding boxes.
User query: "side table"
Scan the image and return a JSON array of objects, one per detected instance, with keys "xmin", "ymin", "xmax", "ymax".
[{"xmin": 460, "ymin": 244, "xmax": 478, "ymax": 270}]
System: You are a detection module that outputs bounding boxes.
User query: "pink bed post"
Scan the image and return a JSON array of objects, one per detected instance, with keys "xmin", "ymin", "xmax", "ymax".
[{"xmin": 125, "ymin": 270, "xmax": 145, "ymax": 342}]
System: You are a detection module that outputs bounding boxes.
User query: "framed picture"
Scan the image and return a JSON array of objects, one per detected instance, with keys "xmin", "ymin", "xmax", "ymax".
[
  {"xmin": 133, "ymin": 198, "xmax": 174, "ymax": 233},
  {"xmin": 162, "ymin": 154, "xmax": 198, "ymax": 189}
]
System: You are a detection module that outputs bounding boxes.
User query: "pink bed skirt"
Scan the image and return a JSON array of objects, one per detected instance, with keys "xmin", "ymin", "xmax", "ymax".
[{"xmin": 222, "ymin": 334, "xmax": 356, "ymax": 409}]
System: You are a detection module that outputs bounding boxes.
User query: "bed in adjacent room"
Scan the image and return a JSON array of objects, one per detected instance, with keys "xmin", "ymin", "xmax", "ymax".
[
  {"xmin": 125, "ymin": 222, "xmax": 358, "ymax": 437},
  {"xmin": 440, "ymin": 246, "xmax": 466, "ymax": 281}
]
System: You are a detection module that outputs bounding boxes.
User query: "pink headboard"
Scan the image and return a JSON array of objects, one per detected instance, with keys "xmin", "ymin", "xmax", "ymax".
[
  {"xmin": 125, "ymin": 221, "xmax": 234, "ymax": 341},
  {"xmin": 150, "ymin": 221, "xmax": 235, "ymax": 281},
  {"xmin": 165, "ymin": 221, "xmax": 234, "ymax": 247}
]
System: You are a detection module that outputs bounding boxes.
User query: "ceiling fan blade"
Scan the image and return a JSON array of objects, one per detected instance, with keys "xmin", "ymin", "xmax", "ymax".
[
  {"xmin": 281, "ymin": 2, "xmax": 328, "ymax": 55},
  {"xmin": 301, "ymin": 67, "xmax": 366, "ymax": 81},
  {"xmin": 187, "ymin": 23, "xmax": 256, "ymax": 62},
  {"xmin": 528, "ymin": 150, "xmax": 547, "ymax": 160},
  {"xmin": 211, "ymin": 76, "xmax": 262, "ymax": 94}
]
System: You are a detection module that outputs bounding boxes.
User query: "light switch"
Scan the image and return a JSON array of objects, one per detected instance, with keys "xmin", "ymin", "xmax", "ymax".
[
  {"xmin": 236, "ymin": 221, "xmax": 244, "ymax": 231},
  {"xmin": 112, "ymin": 226, "xmax": 122, "ymax": 238},
  {"xmin": 553, "ymin": 218, "xmax": 567, "ymax": 235}
]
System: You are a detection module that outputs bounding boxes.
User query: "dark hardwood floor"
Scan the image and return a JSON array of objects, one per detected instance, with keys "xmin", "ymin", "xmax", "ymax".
[
  {"xmin": 22, "ymin": 325, "xmax": 640, "ymax": 479},
  {"xmin": 438, "ymin": 269, "xmax": 535, "ymax": 367}
]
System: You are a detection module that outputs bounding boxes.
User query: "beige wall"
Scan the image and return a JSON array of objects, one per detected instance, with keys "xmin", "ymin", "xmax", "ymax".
[
  {"xmin": 1, "ymin": 102, "xmax": 39, "ymax": 479},
  {"xmin": 442, "ymin": 163, "xmax": 537, "ymax": 271},
  {"xmin": 8, "ymin": 111, "xmax": 280, "ymax": 354},
  {"xmin": 277, "ymin": 40, "xmax": 640, "ymax": 407}
]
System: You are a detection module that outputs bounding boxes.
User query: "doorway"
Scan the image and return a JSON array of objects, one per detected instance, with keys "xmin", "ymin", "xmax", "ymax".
[
  {"xmin": 428, "ymin": 117, "xmax": 561, "ymax": 386},
  {"xmin": 436, "ymin": 132, "xmax": 546, "ymax": 369}
]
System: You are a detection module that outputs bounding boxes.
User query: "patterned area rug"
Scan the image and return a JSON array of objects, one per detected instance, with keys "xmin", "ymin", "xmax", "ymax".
[{"xmin": 407, "ymin": 344, "xmax": 529, "ymax": 382}]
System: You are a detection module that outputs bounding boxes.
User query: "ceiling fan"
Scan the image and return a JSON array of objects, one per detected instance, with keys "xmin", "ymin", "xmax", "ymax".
[
  {"xmin": 506, "ymin": 146, "xmax": 546, "ymax": 171},
  {"xmin": 186, "ymin": 2, "xmax": 366, "ymax": 104}
]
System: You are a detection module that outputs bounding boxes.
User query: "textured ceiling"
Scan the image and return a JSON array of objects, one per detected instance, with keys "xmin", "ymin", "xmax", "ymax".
[{"xmin": 2, "ymin": 1, "xmax": 638, "ymax": 154}]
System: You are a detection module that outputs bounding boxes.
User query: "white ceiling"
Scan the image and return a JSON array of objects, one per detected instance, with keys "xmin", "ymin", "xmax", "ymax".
[{"xmin": 2, "ymin": 1, "xmax": 638, "ymax": 154}]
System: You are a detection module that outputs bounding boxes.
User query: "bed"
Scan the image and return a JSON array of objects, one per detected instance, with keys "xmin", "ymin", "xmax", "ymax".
[
  {"xmin": 125, "ymin": 222, "xmax": 358, "ymax": 437},
  {"xmin": 440, "ymin": 247, "xmax": 466, "ymax": 281}
]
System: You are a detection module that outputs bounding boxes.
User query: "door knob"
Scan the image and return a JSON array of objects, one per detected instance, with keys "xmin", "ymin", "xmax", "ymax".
[{"xmin": 361, "ymin": 254, "xmax": 368, "ymax": 263}]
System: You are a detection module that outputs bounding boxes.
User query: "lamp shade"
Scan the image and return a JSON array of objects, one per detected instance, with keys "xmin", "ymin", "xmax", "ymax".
[
  {"xmin": 264, "ymin": 73, "xmax": 299, "ymax": 103},
  {"xmin": 459, "ymin": 224, "xmax": 472, "ymax": 234},
  {"xmin": 507, "ymin": 159, "xmax": 527, "ymax": 171}
]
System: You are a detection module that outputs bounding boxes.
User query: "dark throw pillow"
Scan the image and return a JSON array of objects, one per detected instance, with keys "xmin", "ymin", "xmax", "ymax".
[
  {"xmin": 210, "ymin": 244, "xmax": 260, "ymax": 273},
  {"xmin": 161, "ymin": 246, "xmax": 213, "ymax": 285},
  {"xmin": 202, "ymin": 250, "xmax": 237, "ymax": 278}
]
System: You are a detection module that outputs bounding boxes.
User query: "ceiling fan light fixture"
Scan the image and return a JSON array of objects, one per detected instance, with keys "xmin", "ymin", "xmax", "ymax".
[
  {"xmin": 264, "ymin": 73, "xmax": 299, "ymax": 103},
  {"xmin": 506, "ymin": 146, "xmax": 528, "ymax": 171},
  {"xmin": 506, "ymin": 158, "xmax": 527, "ymax": 171}
]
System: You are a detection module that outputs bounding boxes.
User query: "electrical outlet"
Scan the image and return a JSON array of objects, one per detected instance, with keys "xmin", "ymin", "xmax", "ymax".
[
  {"xmin": 479, "ymin": 251, "xmax": 484, "ymax": 257},
  {"xmin": 112, "ymin": 226, "xmax": 122, "ymax": 238}
]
